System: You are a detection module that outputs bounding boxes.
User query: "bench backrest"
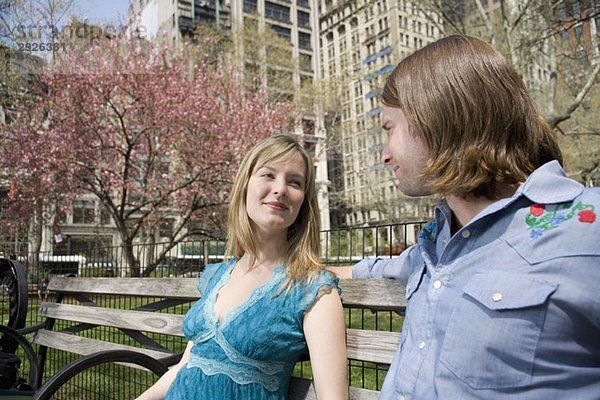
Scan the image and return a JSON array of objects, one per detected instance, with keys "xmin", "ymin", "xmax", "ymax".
[{"xmin": 35, "ymin": 276, "xmax": 405, "ymax": 400}]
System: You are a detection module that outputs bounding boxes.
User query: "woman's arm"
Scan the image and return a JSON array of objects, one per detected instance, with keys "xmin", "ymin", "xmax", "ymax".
[
  {"xmin": 303, "ymin": 287, "xmax": 348, "ymax": 400},
  {"xmin": 135, "ymin": 341, "xmax": 193, "ymax": 400}
]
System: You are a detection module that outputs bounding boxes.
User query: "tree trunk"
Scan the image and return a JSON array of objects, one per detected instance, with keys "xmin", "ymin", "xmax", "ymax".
[{"xmin": 29, "ymin": 201, "xmax": 44, "ymax": 275}]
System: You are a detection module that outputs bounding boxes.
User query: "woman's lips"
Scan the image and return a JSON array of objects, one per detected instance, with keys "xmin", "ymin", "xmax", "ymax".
[{"xmin": 263, "ymin": 201, "xmax": 288, "ymax": 210}]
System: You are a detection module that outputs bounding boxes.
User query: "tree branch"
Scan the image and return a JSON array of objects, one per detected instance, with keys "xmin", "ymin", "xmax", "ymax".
[{"xmin": 547, "ymin": 63, "xmax": 600, "ymax": 128}]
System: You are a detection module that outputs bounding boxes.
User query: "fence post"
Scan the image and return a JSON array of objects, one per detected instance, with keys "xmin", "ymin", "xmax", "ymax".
[{"xmin": 203, "ymin": 241, "xmax": 209, "ymax": 268}]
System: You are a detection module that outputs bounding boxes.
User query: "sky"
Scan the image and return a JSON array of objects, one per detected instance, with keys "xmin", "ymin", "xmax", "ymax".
[{"xmin": 72, "ymin": 0, "xmax": 132, "ymax": 25}]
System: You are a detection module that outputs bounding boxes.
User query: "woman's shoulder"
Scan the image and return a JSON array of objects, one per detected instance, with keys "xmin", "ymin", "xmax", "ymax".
[
  {"xmin": 290, "ymin": 268, "xmax": 340, "ymax": 312},
  {"xmin": 198, "ymin": 260, "xmax": 233, "ymax": 295}
]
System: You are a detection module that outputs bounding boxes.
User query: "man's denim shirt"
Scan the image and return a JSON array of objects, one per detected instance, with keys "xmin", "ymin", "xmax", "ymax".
[{"xmin": 354, "ymin": 161, "xmax": 600, "ymax": 399}]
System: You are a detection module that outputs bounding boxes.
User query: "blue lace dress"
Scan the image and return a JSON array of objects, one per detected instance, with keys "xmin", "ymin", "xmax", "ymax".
[{"xmin": 164, "ymin": 260, "xmax": 340, "ymax": 400}]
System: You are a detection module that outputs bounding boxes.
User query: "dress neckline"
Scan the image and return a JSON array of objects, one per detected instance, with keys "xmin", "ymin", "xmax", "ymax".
[{"xmin": 211, "ymin": 260, "xmax": 284, "ymax": 329}]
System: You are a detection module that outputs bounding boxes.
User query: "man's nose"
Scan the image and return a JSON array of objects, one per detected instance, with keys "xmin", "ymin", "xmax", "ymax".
[{"xmin": 381, "ymin": 146, "xmax": 391, "ymax": 165}]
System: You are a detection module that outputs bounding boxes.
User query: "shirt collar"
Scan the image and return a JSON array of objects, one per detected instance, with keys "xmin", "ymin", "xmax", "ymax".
[
  {"xmin": 514, "ymin": 160, "xmax": 583, "ymax": 204},
  {"xmin": 432, "ymin": 160, "xmax": 583, "ymax": 229}
]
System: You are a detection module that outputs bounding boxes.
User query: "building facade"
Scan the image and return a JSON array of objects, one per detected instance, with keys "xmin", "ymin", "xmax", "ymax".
[{"xmin": 319, "ymin": 0, "xmax": 441, "ymax": 232}]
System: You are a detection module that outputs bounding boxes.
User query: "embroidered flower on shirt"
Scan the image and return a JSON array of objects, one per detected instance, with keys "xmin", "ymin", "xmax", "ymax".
[
  {"xmin": 419, "ymin": 219, "xmax": 437, "ymax": 242},
  {"xmin": 530, "ymin": 203, "xmax": 545, "ymax": 217},
  {"xmin": 530, "ymin": 228, "xmax": 543, "ymax": 239},
  {"xmin": 578, "ymin": 209, "xmax": 596, "ymax": 223},
  {"xmin": 526, "ymin": 201, "xmax": 596, "ymax": 238}
]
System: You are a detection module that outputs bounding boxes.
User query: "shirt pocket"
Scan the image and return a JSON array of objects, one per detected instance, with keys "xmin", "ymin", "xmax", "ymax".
[{"xmin": 439, "ymin": 271, "xmax": 557, "ymax": 389}]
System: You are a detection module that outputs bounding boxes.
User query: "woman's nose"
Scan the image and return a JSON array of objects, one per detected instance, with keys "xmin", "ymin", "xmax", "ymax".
[{"xmin": 272, "ymin": 178, "xmax": 287, "ymax": 195}]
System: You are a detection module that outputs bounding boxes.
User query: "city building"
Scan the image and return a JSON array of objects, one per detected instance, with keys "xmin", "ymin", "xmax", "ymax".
[{"xmin": 319, "ymin": 0, "xmax": 441, "ymax": 237}]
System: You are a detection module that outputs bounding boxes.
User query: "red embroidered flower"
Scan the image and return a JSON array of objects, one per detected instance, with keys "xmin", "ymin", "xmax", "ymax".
[
  {"xmin": 578, "ymin": 210, "xmax": 596, "ymax": 223},
  {"xmin": 530, "ymin": 204, "xmax": 545, "ymax": 217}
]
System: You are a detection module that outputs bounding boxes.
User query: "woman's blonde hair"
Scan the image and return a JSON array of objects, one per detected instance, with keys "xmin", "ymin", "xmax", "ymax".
[
  {"xmin": 382, "ymin": 35, "xmax": 562, "ymax": 198},
  {"xmin": 224, "ymin": 134, "xmax": 322, "ymax": 287}
]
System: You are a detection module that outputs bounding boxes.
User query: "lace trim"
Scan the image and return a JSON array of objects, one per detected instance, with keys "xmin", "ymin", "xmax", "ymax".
[
  {"xmin": 186, "ymin": 353, "xmax": 282, "ymax": 392},
  {"xmin": 220, "ymin": 264, "xmax": 285, "ymax": 330},
  {"xmin": 304, "ymin": 277, "xmax": 341, "ymax": 315},
  {"xmin": 189, "ymin": 262, "xmax": 234, "ymax": 344},
  {"xmin": 190, "ymin": 326, "xmax": 215, "ymax": 344},
  {"xmin": 214, "ymin": 329, "xmax": 285, "ymax": 374}
]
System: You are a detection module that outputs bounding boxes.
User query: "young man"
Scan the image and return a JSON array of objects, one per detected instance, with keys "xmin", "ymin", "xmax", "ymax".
[{"xmin": 341, "ymin": 35, "xmax": 600, "ymax": 399}]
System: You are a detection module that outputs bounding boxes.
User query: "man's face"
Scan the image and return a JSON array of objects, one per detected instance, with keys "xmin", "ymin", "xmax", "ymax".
[{"xmin": 381, "ymin": 106, "xmax": 432, "ymax": 197}]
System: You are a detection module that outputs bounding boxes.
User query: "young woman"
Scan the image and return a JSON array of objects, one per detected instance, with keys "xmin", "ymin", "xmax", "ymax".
[{"xmin": 137, "ymin": 135, "xmax": 348, "ymax": 400}]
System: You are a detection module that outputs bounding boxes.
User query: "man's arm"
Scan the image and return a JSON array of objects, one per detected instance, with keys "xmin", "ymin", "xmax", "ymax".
[
  {"xmin": 327, "ymin": 249, "xmax": 416, "ymax": 284},
  {"xmin": 326, "ymin": 266, "xmax": 352, "ymax": 279}
]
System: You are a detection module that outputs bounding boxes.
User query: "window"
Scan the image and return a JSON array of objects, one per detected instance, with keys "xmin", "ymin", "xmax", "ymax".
[
  {"xmin": 562, "ymin": 30, "xmax": 569, "ymax": 41},
  {"xmin": 298, "ymin": 11, "xmax": 310, "ymax": 27},
  {"xmin": 73, "ymin": 200, "xmax": 95, "ymax": 224},
  {"xmin": 299, "ymin": 32, "xmax": 311, "ymax": 49},
  {"xmin": 300, "ymin": 54, "xmax": 312, "ymax": 72},
  {"xmin": 577, "ymin": 48, "xmax": 587, "ymax": 65},
  {"xmin": 158, "ymin": 219, "xmax": 174, "ymax": 238},
  {"xmin": 300, "ymin": 73, "xmax": 312, "ymax": 89},
  {"xmin": 243, "ymin": 0, "xmax": 257, "ymax": 12},
  {"xmin": 271, "ymin": 25, "xmax": 291, "ymax": 41},
  {"xmin": 100, "ymin": 206, "xmax": 111, "ymax": 225},
  {"xmin": 297, "ymin": 0, "xmax": 309, "ymax": 7},
  {"xmin": 354, "ymin": 84, "xmax": 362, "ymax": 97},
  {"xmin": 574, "ymin": 24, "xmax": 583, "ymax": 40},
  {"xmin": 572, "ymin": 1, "xmax": 581, "ymax": 19},
  {"xmin": 265, "ymin": 1, "xmax": 290, "ymax": 23},
  {"xmin": 558, "ymin": 6, "xmax": 567, "ymax": 22}
]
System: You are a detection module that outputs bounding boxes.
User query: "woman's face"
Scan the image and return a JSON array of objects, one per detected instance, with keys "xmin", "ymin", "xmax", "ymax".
[{"xmin": 245, "ymin": 151, "xmax": 306, "ymax": 237}]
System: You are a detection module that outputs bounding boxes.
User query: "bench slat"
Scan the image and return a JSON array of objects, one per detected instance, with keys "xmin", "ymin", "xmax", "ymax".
[
  {"xmin": 47, "ymin": 277, "xmax": 200, "ymax": 299},
  {"xmin": 340, "ymin": 279, "xmax": 405, "ymax": 310},
  {"xmin": 48, "ymin": 277, "xmax": 406, "ymax": 310},
  {"xmin": 39, "ymin": 302, "xmax": 186, "ymax": 337},
  {"xmin": 32, "ymin": 330, "xmax": 172, "ymax": 370},
  {"xmin": 288, "ymin": 377, "xmax": 380, "ymax": 400},
  {"xmin": 346, "ymin": 328, "xmax": 400, "ymax": 365},
  {"xmin": 39, "ymin": 304, "xmax": 400, "ymax": 365}
]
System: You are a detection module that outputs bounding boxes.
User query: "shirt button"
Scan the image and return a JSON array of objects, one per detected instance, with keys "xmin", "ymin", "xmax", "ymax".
[
  {"xmin": 433, "ymin": 280, "xmax": 442, "ymax": 289},
  {"xmin": 492, "ymin": 292, "xmax": 503, "ymax": 302},
  {"xmin": 418, "ymin": 341, "xmax": 426, "ymax": 350},
  {"xmin": 461, "ymin": 229, "xmax": 471, "ymax": 238},
  {"xmin": 399, "ymin": 396, "xmax": 406, "ymax": 400}
]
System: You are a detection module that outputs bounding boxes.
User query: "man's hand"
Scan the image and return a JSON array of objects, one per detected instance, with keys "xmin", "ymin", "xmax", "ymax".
[{"xmin": 326, "ymin": 266, "xmax": 353, "ymax": 279}]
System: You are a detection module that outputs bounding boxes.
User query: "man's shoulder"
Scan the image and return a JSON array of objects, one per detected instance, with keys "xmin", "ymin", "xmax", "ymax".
[{"xmin": 505, "ymin": 186, "xmax": 600, "ymax": 263}]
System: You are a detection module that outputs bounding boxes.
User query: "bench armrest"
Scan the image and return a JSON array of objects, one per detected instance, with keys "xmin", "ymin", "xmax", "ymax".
[{"xmin": 33, "ymin": 350, "xmax": 169, "ymax": 400}]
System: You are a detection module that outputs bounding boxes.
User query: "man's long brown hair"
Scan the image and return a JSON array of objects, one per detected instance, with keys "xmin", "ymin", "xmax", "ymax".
[{"xmin": 382, "ymin": 35, "xmax": 562, "ymax": 198}]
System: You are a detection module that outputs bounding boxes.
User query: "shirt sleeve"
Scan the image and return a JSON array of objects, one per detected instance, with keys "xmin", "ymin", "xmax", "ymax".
[
  {"xmin": 296, "ymin": 270, "xmax": 341, "ymax": 323},
  {"xmin": 197, "ymin": 261, "xmax": 224, "ymax": 296},
  {"xmin": 352, "ymin": 246, "xmax": 420, "ymax": 285}
]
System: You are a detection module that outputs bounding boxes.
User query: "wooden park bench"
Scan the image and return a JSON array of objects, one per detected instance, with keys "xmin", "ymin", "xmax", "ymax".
[{"xmin": 28, "ymin": 274, "xmax": 405, "ymax": 399}]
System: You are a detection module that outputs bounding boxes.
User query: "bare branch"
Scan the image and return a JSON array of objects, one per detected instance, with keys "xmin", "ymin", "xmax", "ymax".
[
  {"xmin": 547, "ymin": 63, "xmax": 600, "ymax": 128},
  {"xmin": 474, "ymin": 0, "xmax": 495, "ymax": 45}
]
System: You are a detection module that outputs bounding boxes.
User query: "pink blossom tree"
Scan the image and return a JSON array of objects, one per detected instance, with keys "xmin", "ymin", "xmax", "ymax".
[{"xmin": 1, "ymin": 36, "xmax": 292, "ymax": 276}]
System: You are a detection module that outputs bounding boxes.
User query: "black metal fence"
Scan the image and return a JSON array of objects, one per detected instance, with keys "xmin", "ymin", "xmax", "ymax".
[{"xmin": 0, "ymin": 220, "xmax": 425, "ymax": 397}]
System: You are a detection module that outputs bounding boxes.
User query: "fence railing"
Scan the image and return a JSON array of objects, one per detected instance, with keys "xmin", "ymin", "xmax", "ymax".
[{"xmin": 0, "ymin": 220, "xmax": 426, "ymax": 395}]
